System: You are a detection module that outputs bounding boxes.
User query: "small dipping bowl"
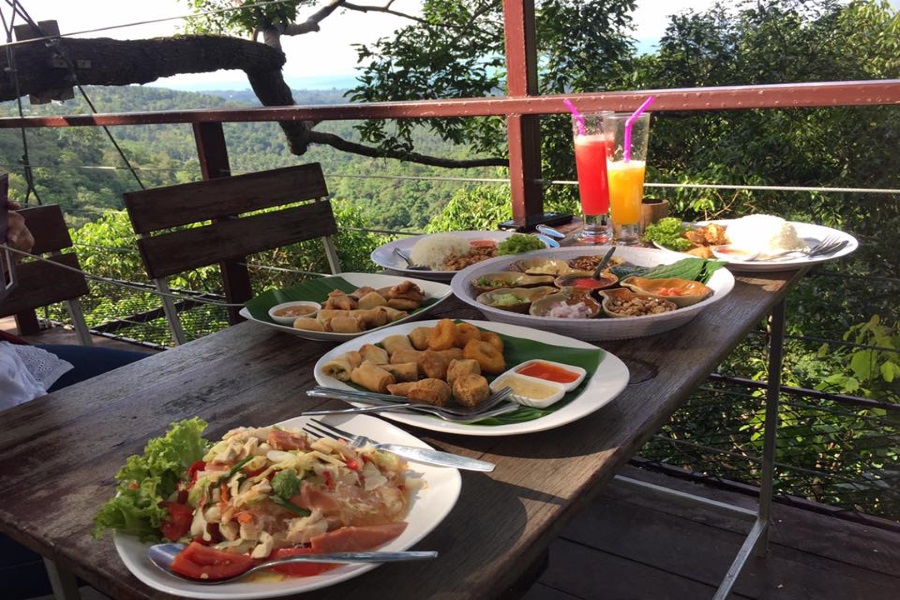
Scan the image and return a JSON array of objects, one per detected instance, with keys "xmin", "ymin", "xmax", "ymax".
[
  {"xmin": 599, "ymin": 288, "xmax": 677, "ymax": 318},
  {"xmin": 268, "ymin": 301, "xmax": 321, "ymax": 325},
  {"xmin": 490, "ymin": 370, "xmax": 566, "ymax": 409},
  {"xmin": 553, "ymin": 271, "xmax": 619, "ymax": 296},
  {"xmin": 512, "ymin": 359, "xmax": 586, "ymax": 392},
  {"xmin": 619, "ymin": 276, "xmax": 712, "ymax": 308}
]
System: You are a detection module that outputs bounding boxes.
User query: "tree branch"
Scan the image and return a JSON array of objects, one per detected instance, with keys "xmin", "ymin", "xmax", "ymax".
[
  {"xmin": 308, "ymin": 130, "xmax": 507, "ymax": 168},
  {"xmin": 342, "ymin": 1, "xmax": 429, "ymax": 25},
  {"xmin": 281, "ymin": 0, "xmax": 348, "ymax": 35}
]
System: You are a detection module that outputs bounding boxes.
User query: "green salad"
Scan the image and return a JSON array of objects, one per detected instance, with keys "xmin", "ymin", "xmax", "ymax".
[
  {"xmin": 497, "ymin": 233, "xmax": 546, "ymax": 255},
  {"xmin": 642, "ymin": 217, "xmax": 692, "ymax": 251}
]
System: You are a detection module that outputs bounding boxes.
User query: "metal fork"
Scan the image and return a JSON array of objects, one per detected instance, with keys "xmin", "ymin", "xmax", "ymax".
[
  {"xmin": 305, "ymin": 386, "xmax": 517, "ymax": 422},
  {"xmin": 302, "ymin": 418, "xmax": 496, "ymax": 471}
]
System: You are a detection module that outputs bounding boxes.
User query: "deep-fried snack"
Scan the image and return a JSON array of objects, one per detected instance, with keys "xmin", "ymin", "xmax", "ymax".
[
  {"xmin": 452, "ymin": 373, "xmax": 490, "ymax": 407},
  {"xmin": 357, "ymin": 291, "xmax": 387, "ymax": 310},
  {"xmin": 382, "ymin": 334, "xmax": 414, "ymax": 355},
  {"xmin": 463, "ymin": 339, "xmax": 506, "ymax": 374},
  {"xmin": 292, "ymin": 317, "xmax": 325, "ymax": 332},
  {"xmin": 386, "ymin": 280, "xmax": 426, "ymax": 304},
  {"xmin": 330, "ymin": 315, "xmax": 364, "ymax": 333},
  {"xmin": 408, "ymin": 327, "xmax": 433, "ymax": 350},
  {"xmin": 349, "ymin": 286, "xmax": 378, "ymax": 301},
  {"xmin": 380, "ymin": 306, "xmax": 409, "ymax": 322},
  {"xmin": 324, "ymin": 290, "xmax": 357, "ymax": 311},
  {"xmin": 387, "ymin": 298, "xmax": 421, "ymax": 311},
  {"xmin": 321, "ymin": 350, "xmax": 361, "ymax": 381},
  {"xmin": 350, "ymin": 308, "xmax": 389, "ymax": 329},
  {"xmin": 434, "ymin": 348, "xmax": 464, "ymax": 362},
  {"xmin": 386, "ymin": 381, "xmax": 417, "ymax": 396},
  {"xmin": 350, "ymin": 360, "xmax": 395, "ymax": 393},
  {"xmin": 390, "ymin": 348, "xmax": 422, "ymax": 367},
  {"xmin": 446, "ymin": 358, "xmax": 481, "ymax": 386},
  {"xmin": 479, "ymin": 331, "xmax": 504, "ymax": 354},
  {"xmin": 380, "ymin": 362, "xmax": 419, "ymax": 382},
  {"xmin": 407, "ymin": 378, "xmax": 452, "ymax": 407},
  {"xmin": 428, "ymin": 319, "xmax": 457, "ymax": 351},
  {"xmin": 453, "ymin": 322, "xmax": 482, "ymax": 348},
  {"xmin": 359, "ymin": 343, "xmax": 389, "ymax": 365},
  {"xmin": 419, "ymin": 349, "xmax": 451, "ymax": 380}
]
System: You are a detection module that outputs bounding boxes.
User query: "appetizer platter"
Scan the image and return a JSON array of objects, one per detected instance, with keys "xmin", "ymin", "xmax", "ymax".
[
  {"xmin": 450, "ymin": 246, "xmax": 735, "ymax": 341},
  {"xmin": 371, "ymin": 230, "xmax": 551, "ymax": 281},
  {"xmin": 644, "ymin": 215, "xmax": 858, "ymax": 272},
  {"xmin": 241, "ymin": 273, "xmax": 453, "ymax": 341},
  {"xmin": 106, "ymin": 416, "xmax": 461, "ymax": 599},
  {"xmin": 314, "ymin": 319, "xmax": 630, "ymax": 436}
]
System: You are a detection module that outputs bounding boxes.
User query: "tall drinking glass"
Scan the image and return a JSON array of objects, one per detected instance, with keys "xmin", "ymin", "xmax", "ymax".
[
  {"xmin": 603, "ymin": 112, "xmax": 651, "ymax": 245},
  {"xmin": 572, "ymin": 112, "xmax": 613, "ymax": 244}
]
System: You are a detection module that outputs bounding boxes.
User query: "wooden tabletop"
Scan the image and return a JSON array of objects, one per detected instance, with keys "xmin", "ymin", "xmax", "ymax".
[{"xmin": 0, "ymin": 268, "xmax": 803, "ymax": 599}]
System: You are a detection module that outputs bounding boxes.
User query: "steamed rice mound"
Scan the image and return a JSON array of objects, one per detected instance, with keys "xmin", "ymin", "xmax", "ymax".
[
  {"xmin": 726, "ymin": 215, "xmax": 807, "ymax": 253},
  {"xmin": 410, "ymin": 234, "xmax": 472, "ymax": 270}
]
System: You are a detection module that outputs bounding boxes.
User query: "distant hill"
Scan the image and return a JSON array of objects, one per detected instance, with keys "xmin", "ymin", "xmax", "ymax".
[{"xmin": 0, "ymin": 86, "xmax": 495, "ymax": 230}]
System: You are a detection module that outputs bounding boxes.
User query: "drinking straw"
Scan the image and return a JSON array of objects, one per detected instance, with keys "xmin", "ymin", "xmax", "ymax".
[
  {"xmin": 624, "ymin": 96, "xmax": 655, "ymax": 162},
  {"xmin": 564, "ymin": 99, "xmax": 585, "ymax": 136}
]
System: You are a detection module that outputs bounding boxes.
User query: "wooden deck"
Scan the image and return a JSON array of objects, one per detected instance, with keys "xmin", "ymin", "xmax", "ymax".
[{"xmin": 10, "ymin": 322, "xmax": 898, "ymax": 600}]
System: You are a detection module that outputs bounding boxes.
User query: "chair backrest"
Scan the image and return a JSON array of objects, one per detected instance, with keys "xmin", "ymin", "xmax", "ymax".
[
  {"xmin": 123, "ymin": 163, "xmax": 340, "ymax": 344},
  {"xmin": 0, "ymin": 204, "xmax": 93, "ymax": 344}
]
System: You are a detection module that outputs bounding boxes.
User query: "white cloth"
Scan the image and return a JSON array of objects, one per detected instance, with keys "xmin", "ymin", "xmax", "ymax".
[{"xmin": 0, "ymin": 341, "xmax": 73, "ymax": 409}]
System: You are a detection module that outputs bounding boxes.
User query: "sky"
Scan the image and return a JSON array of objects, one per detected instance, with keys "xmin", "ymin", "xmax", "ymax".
[{"xmin": 16, "ymin": 0, "xmax": 900, "ymax": 91}]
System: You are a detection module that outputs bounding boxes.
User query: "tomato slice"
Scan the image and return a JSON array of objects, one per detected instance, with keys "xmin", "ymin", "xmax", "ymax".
[
  {"xmin": 170, "ymin": 542, "xmax": 256, "ymax": 581},
  {"xmin": 269, "ymin": 547, "xmax": 338, "ymax": 578},
  {"xmin": 160, "ymin": 501, "xmax": 194, "ymax": 542}
]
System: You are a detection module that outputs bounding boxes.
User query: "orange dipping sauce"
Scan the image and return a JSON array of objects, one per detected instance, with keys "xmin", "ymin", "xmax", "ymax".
[{"xmin": 516, "ymin": 361, "xmax": 580, "ymax": 384}]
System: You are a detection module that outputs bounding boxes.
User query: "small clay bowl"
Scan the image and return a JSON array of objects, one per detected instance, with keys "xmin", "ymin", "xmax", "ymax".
[
  {"xmin": 268, "ymin": 301, "xmax": 321, "ymax": 325},
  {"xmin": 619, "ymin": 276, "xmax": 712, "ymax": 308},
  {"xmin": 470, "ymin": 271, "xmax": 556, "ymax": 294},
  {"xmin": 475, "ymin": 286, "xmax": 557, "ymax": 313},
  {"xmin": 598, "ymin": 288, "xmax": 677, "ymax": 318},
  {"xmin": 529, "ymin": 288, "xmax": 601, "ymax": 319}
]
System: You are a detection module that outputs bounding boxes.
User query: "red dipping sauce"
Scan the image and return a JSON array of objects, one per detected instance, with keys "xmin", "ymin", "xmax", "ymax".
[{"xmin": 516, "ymin": 361, "xmax": 580, "ymax": 384}]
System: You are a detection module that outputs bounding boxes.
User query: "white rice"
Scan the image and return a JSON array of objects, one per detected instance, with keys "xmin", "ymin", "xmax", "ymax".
[
  {"xmin": 409, "ymin": 234, "xmax": 472, "ymax": 269},
  {"xmin": 725, "ymin": 215, "xmax": 807, "ymax": 253}
]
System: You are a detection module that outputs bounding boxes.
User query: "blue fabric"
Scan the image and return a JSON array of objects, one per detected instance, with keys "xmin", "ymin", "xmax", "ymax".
[{"xmin": 40, "ymin": 344, "xmax": 148, "ymax": 391}]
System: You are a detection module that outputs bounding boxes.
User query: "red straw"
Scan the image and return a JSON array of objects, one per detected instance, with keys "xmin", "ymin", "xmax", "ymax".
[
  {"xmin": 564, "ymin": 99, "xmax": 585, "ymax": 136},
  {"xmin": 624, "ymin": 96, "xmax": 655, "ymax": 162}
]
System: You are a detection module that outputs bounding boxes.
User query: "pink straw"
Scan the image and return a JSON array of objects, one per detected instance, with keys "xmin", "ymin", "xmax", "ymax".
[
  {"xmin": 624, "ymin": 96, "xmax": 654, "ymax": 162},
  {"xmin": 564, "ymin": 99, "xmax": 585, "ymax": 136}
]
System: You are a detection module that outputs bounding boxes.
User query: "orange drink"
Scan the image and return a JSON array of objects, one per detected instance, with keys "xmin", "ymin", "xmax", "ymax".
[{"xmin": 607, "ymin": 160, "xmax": 645, "ymax": 226}]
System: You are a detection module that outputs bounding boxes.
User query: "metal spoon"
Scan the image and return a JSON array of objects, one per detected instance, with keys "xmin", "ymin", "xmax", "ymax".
[
  {"xmin": 394, "ymin": 248, "xmax": 431, "ymax": 271},
  {"xmin": 592, "ymin": 247, "xmax": 617, "ymax": 279},
  {"xmin": 147, "ymin": 543, "xmax": 437, "ymax": 585}
]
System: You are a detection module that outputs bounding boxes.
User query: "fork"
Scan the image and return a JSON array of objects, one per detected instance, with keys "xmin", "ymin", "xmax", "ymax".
[
  {"xmin": 305, "ymin": 386, "xmax": 518, "ymax": 422},
  {"xmin": 302, "ymin": 418, "xmax": 496, "ymax": 472},
  {"xmin": 394, "ymin": 248, "xmax": 431, "ymax": 271}
]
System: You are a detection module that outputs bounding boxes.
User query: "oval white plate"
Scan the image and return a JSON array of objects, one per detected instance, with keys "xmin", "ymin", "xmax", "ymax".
[
  {"xmin": 451, "ymin": 246, "xmax": 734, "ymax": 341},
  {"xmin": 653, "ymin": 221, "xmax": 858, "ymax": 271},
  {"xmin": 313, "ymin": 319, "xmax": 629, "ymax": 436},
  {"xmin": 240, "ymin": 273, "xmax": 453, "ymax": 341},
  {"xmin": 114, "ymin": 414, "xmax": 460, "ymax": 599},
  {"xmin": 370, "ymin": 230, "xmax": 549, "ymax": 282}
]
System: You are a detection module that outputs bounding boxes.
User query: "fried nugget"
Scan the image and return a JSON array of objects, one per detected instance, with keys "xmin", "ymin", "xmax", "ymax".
[
  {"xmin": 452, "ymin": 374, "xmax": 490, "ymax": 407},
  {"xmin": 407, "ymin": 378, "xmax": 452, "ymax": 407}
]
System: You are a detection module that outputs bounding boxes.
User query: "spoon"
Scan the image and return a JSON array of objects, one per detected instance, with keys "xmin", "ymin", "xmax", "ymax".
[
  {"xmin": 394, "ymin": 248, "xmax": 431, "ymax": 271},
  {"xmin": 148, "ymin": 543, "xmax": 438, "ymax": 584},
  {"xmin": 592, "ymin": 247, "xmax": 617, "ymax": 279}
]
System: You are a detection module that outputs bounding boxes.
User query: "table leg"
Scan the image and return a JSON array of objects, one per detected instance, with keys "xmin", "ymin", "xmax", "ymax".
[{"xmin": 44, "ymin": 558, "xmax": 81, "ymax": 600}]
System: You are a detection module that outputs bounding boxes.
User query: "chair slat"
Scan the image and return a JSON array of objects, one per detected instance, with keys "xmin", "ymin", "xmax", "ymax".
[
  {"xmin": 17, "ymin": 205, "xmax": 73, "ymax": 255},
  {"xmin": 0, "ymin": 253, "xmax": 89, "ymax": 316},
  {"xmin": 124, "ymin": 163, "xmax": 329, "ymax": 233},
  {"xmin": 136, "ymin": 201, "xmax": 338, "ymax": 279}
]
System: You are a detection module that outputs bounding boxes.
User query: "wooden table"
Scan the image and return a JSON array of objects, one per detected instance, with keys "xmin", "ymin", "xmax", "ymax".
[{"xmin": 0, "ymin": 268, "xmax": 803, "ymax": 599}]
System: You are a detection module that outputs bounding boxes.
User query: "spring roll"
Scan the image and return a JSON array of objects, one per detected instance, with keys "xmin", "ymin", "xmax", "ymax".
[
  {"xmin": 382, "ymin": 334, "xmax": 414, "ymax": 356},
  {"xmin": 350, "ymin": 360, "xmax": 396, "ymax": 393},
  {"xmin": 381, "ymin": 362, "xmax": 419, "ymax": 382},
  {"xmin": 359, "ymin": 343, "xmax": 389, "ymax": 365}
]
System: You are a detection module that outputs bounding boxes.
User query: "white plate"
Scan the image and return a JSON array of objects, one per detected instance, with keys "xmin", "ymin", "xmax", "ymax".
[
  {"xmin": 114, "ymin": 414, "xmax": 461, "ymax": 599},
  {"xmin": 240, "ymin": 273, "xmax": 453, "ymax": 341},
  {"xmin": 451, "ymin": 247, "xmax": 735, "ymax": 341},
  {"xmin": 313, "ymin": 319, "xmax": 629, "ymax": 436},
  {"xmin": 653, "ymin": 221, "xmax": 858, "ymax": 271},
  {"xmin": 370, "ymin": 230, "xmax": 546, "ymax": 282}
]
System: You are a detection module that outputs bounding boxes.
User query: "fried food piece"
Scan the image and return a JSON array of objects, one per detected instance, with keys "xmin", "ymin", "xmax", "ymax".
[
  {"xmin": 446, "ymin": 358, "xmax": 481, "ymax": 386},
  {"xmin": 479, "ymin": 331, "xmax": 504, "ymax": 354},
  {"xmin": 324, "ymin": 290, "xmax": 357, "ymax": 311},
  {"xmin": 391, "ymin": 348, "xmax": 422, "ymax": 366},
  {"xmin": 408, "ymin": 327, "xmax": 433, "ymax": 350},
  {"xmin": 453, "ymin": 322, "xmax": 482, "ymax": 348},
  {"xmin": 381, "ymin": 362, "xmax": 419, "ymax": 382},
  {"xmin": 434, "ymin": 348, "xmax": 464, "ymax": 362},
  {"xmin": 463, "ymin": 339, "xmax": 506, "ymax": 374},
  {"xmin": 359, "ymin": 343, "xmax": 389, "ymax": 365},
  {"xmin": 382, "ymin": 334, "xmax": 414, "ymax": 355},
  {"xmin": 407, "ymin": 378, "xmax": 452, "ymax": 407},
  {"xmin": 419, "ymin": 349, "xmax": 451, "ymax": 380},
  {"xmin": 452, "ymin": 374, "xmax": 490, "ymax": 407},
  {"xmin": 357, "ymin": 291, "xmax": 387, "ymax": 310},
  {"xmin": 386, "ymin": 280, "xmax": 426, "ymax": 305},
  {"xmin": 292, "ymin": 317, "xmax": 325, "ymax": 332},
  {"xmin": 320, "ymin": 351, "xmax": 361, "ymax": 381},
  {"xmin": 350, "ymin": 360, "xmax": 395, "ymax": 393},
  {"xmin": 380, "ymin": 306, "xmax": 409, "ymax": 322},
  {"xmin": 686, "ymin": 246, "xmax": 714, "ymax": 259},
  {"xmin": 428, "ymin": 319, "xmax": 457, "ymax": 351},
  {"xmin": 386, "ymin": 381, "xmax": 417, "ymax": 397},
  {"xmin": 329, "ymin": 315, "xmax": 364, "ymax": 333},
  {"xmin": 350, "ymin": 308, "xmax": 389, "ymax": 329},
  {"xmin": 349, "ymin": 286, "xmax": 378, "ymax": 301}
]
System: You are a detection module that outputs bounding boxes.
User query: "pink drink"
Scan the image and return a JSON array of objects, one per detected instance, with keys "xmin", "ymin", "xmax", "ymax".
[{"xmin": 573, "ymin": 134, "xmax": 610, "ymax": 216}]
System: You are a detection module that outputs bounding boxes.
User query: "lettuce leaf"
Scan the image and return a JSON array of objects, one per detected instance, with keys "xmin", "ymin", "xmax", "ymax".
[{"xmin": 92, "ymin": 418, "xmax": 210, "ymax": 542}]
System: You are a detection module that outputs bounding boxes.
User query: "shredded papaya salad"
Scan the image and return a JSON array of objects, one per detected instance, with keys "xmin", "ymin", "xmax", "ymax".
[{"xmin": 94, "ymin": 418, "xmax": 421, "ymax": 581}]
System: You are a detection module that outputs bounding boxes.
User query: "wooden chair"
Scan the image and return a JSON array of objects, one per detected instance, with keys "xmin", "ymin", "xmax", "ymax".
[
  {"xmin": 123, "ymin": 163, "xmax": 341, "ymax": 345},
  {"xmin": 0, "ymin": 204, "xmax": 93, "ymax": 345}
]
